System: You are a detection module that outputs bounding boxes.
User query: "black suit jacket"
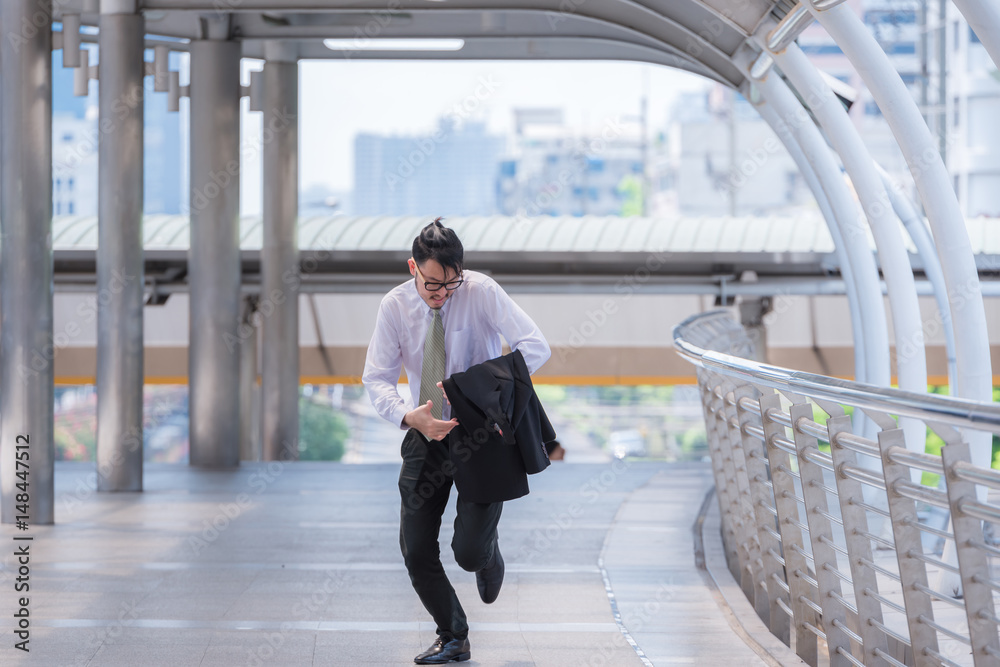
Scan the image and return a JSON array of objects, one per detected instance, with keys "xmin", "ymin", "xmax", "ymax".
[{"xmin": 442, "ymin": 349, "xmax": 556, "ymax": 504}]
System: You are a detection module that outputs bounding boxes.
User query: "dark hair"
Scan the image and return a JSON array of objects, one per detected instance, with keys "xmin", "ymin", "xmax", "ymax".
[{"xmin": 412, "ymin": 217, "xmax": 464, "ymax": 274}]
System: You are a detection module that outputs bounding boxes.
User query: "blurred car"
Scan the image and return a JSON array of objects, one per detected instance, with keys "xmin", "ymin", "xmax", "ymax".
[{"xmin": 609, "ymin": 429, "xmax": 646, "ymax": 459}]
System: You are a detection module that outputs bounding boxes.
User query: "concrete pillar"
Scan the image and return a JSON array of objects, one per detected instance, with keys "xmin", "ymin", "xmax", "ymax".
[
  {"xmin": 96, "ymin": 6, "xmax": 144, "ymax": 492},
  {"xmin": 261, "ymin": 47, "xmax": 300, "ymax": 461},
  {"xmin": 240, "ymin": 296, "xmax": 262, "ymax": 462},
  {"xmin": 1, "ymin": 0, "xmax": 55, "ymax": 524},
  {"xmin": 738, "ymin": 297, "xmax": 771, "ymax": 364},
  {"xmin": 188, "ymin": 40, "xmax": 242, "ymax": 468}
]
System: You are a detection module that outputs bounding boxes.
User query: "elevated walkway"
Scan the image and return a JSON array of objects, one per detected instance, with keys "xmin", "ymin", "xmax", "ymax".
[{"xmin": 0, "ymin": 461, "xmax": 783, "ymax": 666}]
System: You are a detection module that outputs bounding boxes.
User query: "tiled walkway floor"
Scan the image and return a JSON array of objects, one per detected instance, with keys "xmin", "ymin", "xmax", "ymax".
[{"xmin": 0, "ymin": 460, "xmax": 770, "ymax": 666}]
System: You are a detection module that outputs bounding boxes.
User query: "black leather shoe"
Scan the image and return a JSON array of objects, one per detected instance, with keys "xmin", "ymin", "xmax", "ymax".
[
  {"xmin": 476, "ymin": 542, "xmax": 504, "ymax": 604},
  {"xmin": 414, "ymin": 635, "xmax": 471, "ymax": 664}
]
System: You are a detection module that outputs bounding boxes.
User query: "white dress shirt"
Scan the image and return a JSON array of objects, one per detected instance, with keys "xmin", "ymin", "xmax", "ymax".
[{"xmin": 363, "ymin": 270, "xmax": 551, "ymax": 429}]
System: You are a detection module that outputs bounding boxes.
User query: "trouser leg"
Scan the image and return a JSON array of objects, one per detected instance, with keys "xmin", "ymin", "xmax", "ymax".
[
  {"xmin": 398, "ymin": 429, "xmax": 468, "ymax": 640},
  {"xmin": 452, "ymin": 497, "xmax": 503, "ymax": 572}
]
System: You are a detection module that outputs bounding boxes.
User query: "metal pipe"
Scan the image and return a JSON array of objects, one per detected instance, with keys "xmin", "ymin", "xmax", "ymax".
[
  {"xmin": 771, "ymin": 42, "xmax": 929, "ymax": 470},
  {"xmin": 951, "ymin": 460, "xmax": 1000, "ymax": 489},
  {"xmin": 876, "ymin": 165, "xmax": 957, "ymax": 394},
  {"xmin": 674, "ymin": 314, "xmax": 1000, "ymax": 436},
  {"xmin": 188, "ymin": 39, "xmax": 242, "ymax": 468},
  {"xmin": 951, "ymin": 0, "xmax": 1000, "ymax": 71},
  {"xmin": 755, "ymin": 70, "xmax": 891, "ymax": 388},
  {"xmin": 751, "ymin": 96, "xmax": 869, "ymax": 387},
  {"xmin": 766, "ymin": 4, "xmax": 814, "ymax": 54},
  {"xmin": 1, "ymin": 0, "xmax": 55, "ymax": 524},
  {"xmin": 73, "ymin": 48, "xmax": 90, "ymax": 97},
  {"xmin": 96, "ymin": 8, "xmax": 144, "ymax": 492},
  {"xmin": 240, "ymin": 296, "xmax": 262, "ymax": 461},
  {"xmin": 261, "ymin": 55, "xmax": 300, "ymax": 462},
  {"xmin": 750, "ymin": 64, "xmax": 891, "ymax": 439},
  {"xmin": 62, "ymin": 13, "xmax": 81, "ymax": 67}
]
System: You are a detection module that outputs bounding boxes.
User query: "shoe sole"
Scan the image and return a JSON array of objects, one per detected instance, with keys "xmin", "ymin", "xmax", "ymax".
[{"xmin": 414, "ymin": 652, "xmax": 470, "ymax": 665}]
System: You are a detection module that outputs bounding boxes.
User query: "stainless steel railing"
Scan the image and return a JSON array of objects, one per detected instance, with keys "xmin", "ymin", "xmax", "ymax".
[{"xmin": 674, "ymin": 309, "xmax": 1000, "ymax": 667}]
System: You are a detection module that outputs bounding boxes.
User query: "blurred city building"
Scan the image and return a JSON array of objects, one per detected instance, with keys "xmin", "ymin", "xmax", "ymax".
[
  {"xmin": 664, "ymin": 0, "xmax": 1000, "ymax": 219},
  {"xmin": 496, "ymin": 108, "xmax": 653, "ymax": 217},
  {"xmin": 664, "ymin": 88, "xmax": 812, "ymax": 217},
  {"xmin": 51, "ymin": 47, "xmax": 183, "ymax": 217},
  {"xmin": 353, "ymin": 118, "xmax": 504, "ymax": 216}
]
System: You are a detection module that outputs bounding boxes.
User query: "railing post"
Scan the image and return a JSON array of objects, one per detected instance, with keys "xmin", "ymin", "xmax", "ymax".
[
  {"xmin": 761, "ymin": 393, "xmax": 819, "ymax": 665},
  {"xmin": 720, "ymin": 380, "xmax": 763, "ymax": 603},
  {"xmin": 827, "ymin": 414, "xmax": 892, "ymax": 666},
  {"xmin": 789, "ymin": 401, "xmax": 854, "ymax": 666},
  {"xmin": 710, "ymin": 379, "xmax": 751, "ymax": 584},
  {"xmin": 940, "ymin": 440, "xmax": 1000, "ymax": 663},
  {"xmin": 699, "ymin": 372, "xmax": 740, "ymax": 576},
  {"xmin": 735, "ymin": 385, "xmax": 790, "ymax": 640},
  {"xmin": 878, "ymin": 428, "xmax": 940, "ymax": 665}
]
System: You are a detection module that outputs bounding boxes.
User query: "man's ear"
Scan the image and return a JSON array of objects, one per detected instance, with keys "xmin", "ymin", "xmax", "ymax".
[{"xmin": 407, "ymin": 258, "xmax": 416, "ymax": 275}]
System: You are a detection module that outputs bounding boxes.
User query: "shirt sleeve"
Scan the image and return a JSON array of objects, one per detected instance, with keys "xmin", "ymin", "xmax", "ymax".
[
  {"xmin": 362, "ymin": 295, "xmax": 410, "ymax": 430},
  {"xmin": 482, "ymin": 277, "xmax": 551, "ymax": 374}
]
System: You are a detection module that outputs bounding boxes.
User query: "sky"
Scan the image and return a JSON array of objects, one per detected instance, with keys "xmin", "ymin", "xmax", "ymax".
[{"xmin": 238, "ymin": 60, "xmax": 710, "ymax": 216}]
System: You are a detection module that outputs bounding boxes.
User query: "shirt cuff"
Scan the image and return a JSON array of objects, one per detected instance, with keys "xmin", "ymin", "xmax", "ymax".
[{"xmin": 392, "ymin": 404, "xmax": 410, "ymax": 431}]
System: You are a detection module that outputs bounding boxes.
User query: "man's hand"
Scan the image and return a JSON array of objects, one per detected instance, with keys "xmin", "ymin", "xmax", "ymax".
[{"xmin": 403, "ymin": 400, "xmax": 459, "ymax": 441}]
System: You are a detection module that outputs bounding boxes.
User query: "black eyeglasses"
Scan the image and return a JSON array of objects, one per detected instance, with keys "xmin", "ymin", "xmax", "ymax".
[{"xmin": 414, "ymin": 264, "xmax": 464, "ymax": 292}]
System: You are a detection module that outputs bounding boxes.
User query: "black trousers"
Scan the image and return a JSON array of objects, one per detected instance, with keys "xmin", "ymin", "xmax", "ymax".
[{"xmin": 398, "ymin": 428, "xmax": 503, "ymax": 640}]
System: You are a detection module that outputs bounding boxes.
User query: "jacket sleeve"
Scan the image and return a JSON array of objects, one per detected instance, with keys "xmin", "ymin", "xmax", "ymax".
[
  {"xmin": 362, "ymin": 294, "xmax": 410, "ymax": 430},
  {"xmin": 481, "ymin": 276, "xmax": 551, "ymax": 374}
]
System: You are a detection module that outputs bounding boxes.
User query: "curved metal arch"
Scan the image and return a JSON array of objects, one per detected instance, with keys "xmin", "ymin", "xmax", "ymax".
[
  {"xmin": 119, "ymin": 1, "xmax": 758, "ymax": 86},
  {"xmin": 234, "ymin": 7, "xmax": 726, "ymax": 78}
]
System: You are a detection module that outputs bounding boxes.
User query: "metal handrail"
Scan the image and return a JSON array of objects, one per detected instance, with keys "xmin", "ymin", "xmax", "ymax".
[
  {"xmin": 673, "ymin": 310, "xmax": 1000, "ymax": 435},
  {"xmin": 675, "ymin": 309, "xmax": 1000, "ymax": 667}
]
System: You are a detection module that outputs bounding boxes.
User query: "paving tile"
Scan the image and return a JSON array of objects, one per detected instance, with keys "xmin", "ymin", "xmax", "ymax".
[{"xmin": 0, "ymin": 461, "xmax": 776, "ymax": 667}]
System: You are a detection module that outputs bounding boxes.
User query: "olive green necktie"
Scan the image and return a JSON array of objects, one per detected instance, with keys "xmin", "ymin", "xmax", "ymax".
[{"xmin": 418, "ymin": 309, "xmax": 446, "ymax": 420}]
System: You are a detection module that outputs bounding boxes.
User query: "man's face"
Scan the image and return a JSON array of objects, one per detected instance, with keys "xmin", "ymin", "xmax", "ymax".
[{"xmin": 408, "ymin": 258, "xmax": 461, "ymax": 310}]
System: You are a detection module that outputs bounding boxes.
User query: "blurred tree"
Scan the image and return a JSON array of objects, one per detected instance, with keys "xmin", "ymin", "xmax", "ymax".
[{"xmin": 299, "ymin": 398, "xmax": 349, "ymax": 461}]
